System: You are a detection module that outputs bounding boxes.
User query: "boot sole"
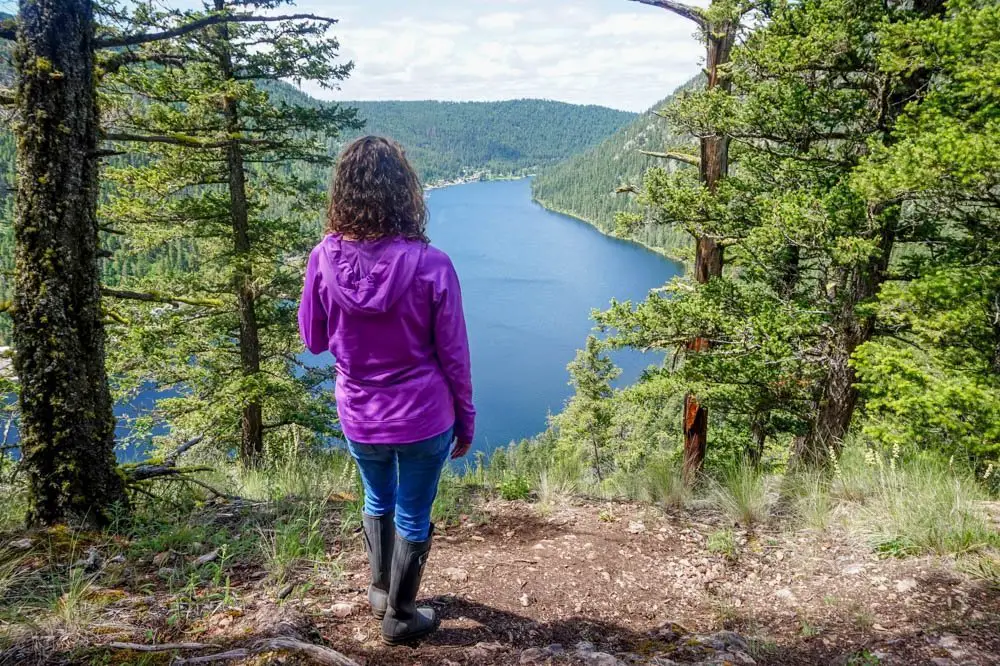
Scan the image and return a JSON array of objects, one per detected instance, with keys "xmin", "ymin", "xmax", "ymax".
[{"xmin": 380, "ymin": 626, "xmax": 436, "ymax": 646}]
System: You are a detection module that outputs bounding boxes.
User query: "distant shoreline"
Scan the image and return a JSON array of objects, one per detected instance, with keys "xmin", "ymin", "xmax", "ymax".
[{"xmin": 530, "ymin": 194, "xmax": 685, "ymax": 265}]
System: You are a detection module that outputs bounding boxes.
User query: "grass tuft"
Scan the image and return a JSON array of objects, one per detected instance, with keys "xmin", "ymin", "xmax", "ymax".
[{"xmin": 706, "ymin": 459, "xmax": 771, "ymax": 528}]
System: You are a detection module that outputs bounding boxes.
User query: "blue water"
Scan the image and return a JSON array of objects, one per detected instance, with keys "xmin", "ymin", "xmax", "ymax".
[
  {"xmin": 5, "ymin": 178, "xmax": 681, "ymax": 458},
  {"xmin": 423, "ymin": 178, "xmax": 679, "ymax": 452}
]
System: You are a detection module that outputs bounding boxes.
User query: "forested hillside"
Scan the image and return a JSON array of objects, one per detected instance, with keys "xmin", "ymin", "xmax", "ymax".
[
  {"xmin": 264, "ymin": 82, "xmax": 636, "ymax": 184},
  {"xmin": 345, "ymin": 100, "xmax": 635, "ymax": 184},
  {"xmin": 531, "ymin": 76, "xmax": 701, "ymax": 255}
]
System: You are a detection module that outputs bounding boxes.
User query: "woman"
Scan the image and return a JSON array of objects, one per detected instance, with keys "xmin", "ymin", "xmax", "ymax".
[{"xmin": 298, "ymin": 136, "xmax": 475, "ymax": 644}]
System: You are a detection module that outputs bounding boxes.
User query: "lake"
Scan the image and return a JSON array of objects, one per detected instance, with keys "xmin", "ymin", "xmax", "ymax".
[
  {"xmin": 423, "ymin": 178, "xmax": 679, "ymax": 453},
  {"xmin": 3, "ymin": 178, "xmax": 682, "ymax": 459}
]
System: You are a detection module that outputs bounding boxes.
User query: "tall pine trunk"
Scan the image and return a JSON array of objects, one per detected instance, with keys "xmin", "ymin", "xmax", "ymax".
[
  {"xmin": 12, "ymin": 0, "xmax": 126, "ymax": 525},
  {"xmin": 216, "ymin": 6, "xmax": 264, "ymax": 466},
  {"xmin": 682, "ymin": 19, "xmax": 734, "ymax": 481}
]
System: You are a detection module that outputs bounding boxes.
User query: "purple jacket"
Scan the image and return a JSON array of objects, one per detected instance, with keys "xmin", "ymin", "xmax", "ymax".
[{"xmin": 298, "ymin": 234, "xmax": 475, "ymax": 445}]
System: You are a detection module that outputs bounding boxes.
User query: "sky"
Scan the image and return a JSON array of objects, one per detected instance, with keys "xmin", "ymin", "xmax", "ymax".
[
  {"xmin": 0, "ymin": 0, "xmax": 708, "ymax": 112},
  {"xmin": 295, "ymin": 0, "xmax": 707, "ymax": 112}
]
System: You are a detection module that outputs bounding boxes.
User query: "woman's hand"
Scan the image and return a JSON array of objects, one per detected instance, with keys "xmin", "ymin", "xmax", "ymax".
[{"xmin": 450, "ymin": 437, "xmax": 472, "ymax": 459}]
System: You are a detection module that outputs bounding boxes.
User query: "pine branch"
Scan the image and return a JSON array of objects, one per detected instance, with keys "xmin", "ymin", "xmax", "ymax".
[
  {"xmin": 101, "ymin": 52, "xmax": 202, "ymax": 75},
  {"xmin": 628, "ymin": 0, "xmax": 706, "ymax": 27},
  {"xmin": 103, "ymin": 288, "xmax": 224, "ymax": 308},
  {"xmin": 640, "ymin": 150, "xmax": 701, "ymax": 167},
  {"xmin": 97, "ymin": 13, "xmax": 339, "ymax": 49},
  {"xmin": 104, "ymin": 132, "xmax": 284, "ymax": 150}
]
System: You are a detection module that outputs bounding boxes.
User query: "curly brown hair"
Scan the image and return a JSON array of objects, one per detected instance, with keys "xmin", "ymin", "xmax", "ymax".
[{"xmin": 326, "ymin": 136, "xmax": 428, "ymax": 242}]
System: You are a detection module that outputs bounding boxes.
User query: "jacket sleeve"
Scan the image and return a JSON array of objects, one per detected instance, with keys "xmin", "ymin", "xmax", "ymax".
[
  {"xmin": 298, "ymin": 248, "xmax": 329, "ymax": 355},
  {"xmin": 433, "ymin": 258, "xmax": 476, "ymax": 442}
]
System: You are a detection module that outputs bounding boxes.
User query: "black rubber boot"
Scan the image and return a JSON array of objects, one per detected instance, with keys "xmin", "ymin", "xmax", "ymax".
[
  {"xmin": 381, "ymin": 526, "xmax": 439, "ymax": 645},
  {"xmin": 362, "ymin": 513, "xmax": 394, "ymax": 619}
]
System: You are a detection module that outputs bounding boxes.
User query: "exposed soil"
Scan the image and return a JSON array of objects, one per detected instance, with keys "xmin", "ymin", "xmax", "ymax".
[
  {"xmin": 2, "ymin": 498, "xmax": 998, "ymax": 665},
  {"xmin": 313, "ymin": 499, "xmax": 1000, "ymax": 665}
]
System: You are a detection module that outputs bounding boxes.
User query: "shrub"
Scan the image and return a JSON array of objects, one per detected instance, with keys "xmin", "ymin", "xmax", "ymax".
[
  {"xmin": 498, "ymin": 475, "xmax": 531, "ymax": 501},
  {"xmin": 706, "ymin": 459, "xmax": 771, "ymax": 528}
]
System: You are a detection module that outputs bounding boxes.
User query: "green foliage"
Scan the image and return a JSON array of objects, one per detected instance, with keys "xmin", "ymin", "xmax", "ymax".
[
  {"xmin": 532, "ymin": 76, "xmax": 702, "ymax": 255},
  {"xmin": 498, "ymin": 474, "xmax": 531, "ymax": 501},
  {"xmin": 850, "ymin": 0, "xmax": 1000, "ymax": 471},
  {"xmin": 706, "ymin": 528, "xmax": 738, "ymax": 561}
]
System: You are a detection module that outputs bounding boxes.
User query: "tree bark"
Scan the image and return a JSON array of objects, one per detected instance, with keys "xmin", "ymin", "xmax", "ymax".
[
  {"xmin": 792, "ymin": 212, "xmax": 895, "ymax": 466},
  {"xmin": 215, "ymin": 3, "xmax": 264, "ymax": 467},
  {"xmin": 12, "ymin": 0, "xmax": 126, "ymax": 525},
  {"xmin": 682, "ymin": 18, "xmax": 736, "ymax": 481}
]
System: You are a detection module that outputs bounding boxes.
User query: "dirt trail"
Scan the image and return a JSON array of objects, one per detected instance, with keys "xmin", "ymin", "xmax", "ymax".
[
  {"xmin": 4, "ymin": 498, "xmax": 997, "ymax": 666},
  {"xmin": 304, "ymin": 500, "xmax": 1000, "ymax": 665}
]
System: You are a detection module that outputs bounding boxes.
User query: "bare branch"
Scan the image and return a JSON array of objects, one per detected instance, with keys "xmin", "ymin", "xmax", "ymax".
[
  {"xmin": 163, "ymin": 436, "xmax": 205, "ymax": 466},
  {"xmin": 173, "ymin": 638, "xmax": 360, "ymax": 666},
  {"xmin": 640, "ymin": 150, "xmax": 701, "ymax": 167},
  {"xmin": 628, "ymin": 0, "xmax": 706, "ymax": 27},
  {"xmin": 103, "ymin": 287, "xmax": 224, "ymax": 308},
  {"xmin": 0, "ymin": 89, "xmax": 13, "ymax": 107},
  {"xmin": 108, "ymin": 643, "xmax": 212, "ymax": 653},
  {"xmin": 97, "ymin": 13, "xmax": 339, "ymax": 49}
]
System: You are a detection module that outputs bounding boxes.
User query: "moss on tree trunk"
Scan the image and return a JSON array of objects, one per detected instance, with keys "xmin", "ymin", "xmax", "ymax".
[{"xmin": 12, "ymin": 0, "xmax": 126, "ymax": 525}]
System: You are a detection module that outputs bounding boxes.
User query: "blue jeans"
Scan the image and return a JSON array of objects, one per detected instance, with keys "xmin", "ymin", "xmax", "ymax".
[{"xmin": 347, "ymin": 427, "xmax": 453, "ymax": 542}]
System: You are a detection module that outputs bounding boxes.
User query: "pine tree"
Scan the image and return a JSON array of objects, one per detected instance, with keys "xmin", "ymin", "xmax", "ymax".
[
  {"xmin": 99, "ymin": 0, "xmax": 359, "ymax": 465},
  {"xmin": 557, "ymin": 336, "xmax": 621, "ymax": 483},
  {"xmin": 5, "ymin": 0, "xmax": 126, "ymax": 525}
]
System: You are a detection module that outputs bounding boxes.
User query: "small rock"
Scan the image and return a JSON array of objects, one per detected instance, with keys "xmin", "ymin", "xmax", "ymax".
[
  {"xmin": 628, "ymin": 521, "xmax": 646, "ymax": 534},
  {"xmin": 108, "ymin": 554, "xmax": 126, "ymax": 565},
  {"xmin": 842, "ymin": 563, "xmax": 865, "ymax": 576},
  {"xmin": 8, "ymin": 538, "xmax": 33, "ymax": 551},
  {"xmin": 896, "ymin": 577, "xmax": 918, "ymax": 593},
  {"xmin": 774, "ymin": 588, "xmax": 796, "ymax": 604},
  {"xmin": 152, "ymin": 551, "xmax": 173, "ymax": 567},
  {"xmin": 575, "ymin": 641, "xmax": 595, "ymax": 653},
  {"xmin": 194, "ymin": 549, "xmax": 221, "ymax": 567},
  {"xmin": 326, "ymin": 602, "xmax": 357, "ymax": 618},
  {"xmin": 547, "ymin": 644, "xmax": 565, "ymax": 654},
  {"xmin": 157, "ymin": 567, "xmax": 176, "ymax": 578},
  {"xmin": 520, "ymin": 593, "xmax": 531, "ymax": 607},
  {"xmin": 73, "ymin": 546, "xmax": 102, "ymax": 573},
  {"xmin": 520, "ymin": 647, "xmax": 549, "ymax": 664},
  {"xmin": 580, "ymin": 652, "xmax": 621, "ymax": 666},
  {"xmin": 701, "ymin": 630, "xmax": 750, "ymax": 654},
  {"xmin": 443, "ymin": 567, "xmax": 469, "ymax": 583},
  {"xmin": 774, "ymin": 550, "xmax": 784, "ymax": 561},
  {"xmin": 938, "ymin": 634, "xmax": 960, "ymax": 649}
]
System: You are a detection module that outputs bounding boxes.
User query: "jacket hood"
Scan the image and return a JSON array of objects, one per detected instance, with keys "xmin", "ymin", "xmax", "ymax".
[{"xmin": 319, "ymin": 234, "xmax": 425, "ymax": 315}]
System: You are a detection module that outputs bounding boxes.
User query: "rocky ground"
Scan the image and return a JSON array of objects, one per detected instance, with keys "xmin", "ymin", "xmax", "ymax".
[{"xmin": 2, "ymin": 497, "xmax": 998, "ymax": 665}]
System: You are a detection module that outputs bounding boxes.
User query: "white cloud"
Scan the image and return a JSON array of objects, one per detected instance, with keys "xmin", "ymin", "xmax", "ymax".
[
  {"xmin": 297, "ymin": 0, "xmax": 704, "ymax": 111},
  {"xmin": 476, "ymin": 12, "xmax": 521, "ymax": 31}
]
